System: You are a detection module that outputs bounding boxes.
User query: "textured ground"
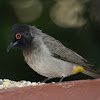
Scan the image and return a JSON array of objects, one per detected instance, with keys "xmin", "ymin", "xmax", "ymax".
[{"xmin": 0, "ymin": 79, "xmax": 100, "ymax": 100}]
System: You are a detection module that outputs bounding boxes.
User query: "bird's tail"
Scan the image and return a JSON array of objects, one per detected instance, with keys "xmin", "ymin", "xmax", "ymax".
[{"xmin": 82, "ymin": 70, "xmax": 100, "ymax": 78}]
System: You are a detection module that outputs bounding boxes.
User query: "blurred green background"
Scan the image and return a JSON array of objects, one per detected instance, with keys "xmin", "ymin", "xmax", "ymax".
[{"xmin": 0, "ymin": 0, "xmax": 100, "ymax": 82}]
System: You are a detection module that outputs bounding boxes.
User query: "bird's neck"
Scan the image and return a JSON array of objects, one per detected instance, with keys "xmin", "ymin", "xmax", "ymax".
[{"xmin": 22, "ymin": 37, "xmax": 42, "ymax": 56}]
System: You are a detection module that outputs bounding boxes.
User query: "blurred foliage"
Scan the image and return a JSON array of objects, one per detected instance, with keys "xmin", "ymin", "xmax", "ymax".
[{"xmin": 0, "ymin": 0, "xmax": 100, "ymax": 82}]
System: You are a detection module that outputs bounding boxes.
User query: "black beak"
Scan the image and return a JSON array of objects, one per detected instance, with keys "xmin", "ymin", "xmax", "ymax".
[{"xmin": 7, "ymin": 41, "xmax": 18, "ymax": 52}]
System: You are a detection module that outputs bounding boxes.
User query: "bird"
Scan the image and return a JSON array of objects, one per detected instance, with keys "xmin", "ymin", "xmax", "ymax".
[{"xmin": 7, "ymin": 24, "xmax": 100, "ymax": 82}]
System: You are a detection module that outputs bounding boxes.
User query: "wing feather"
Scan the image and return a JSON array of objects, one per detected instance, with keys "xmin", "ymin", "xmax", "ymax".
[{"xmin": 42, "ymin": 33, "xmax": 92, "ymax": 68}]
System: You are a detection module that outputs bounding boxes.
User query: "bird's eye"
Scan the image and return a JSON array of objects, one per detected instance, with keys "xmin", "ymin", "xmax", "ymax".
[{"xmin": 16, "ymin": 33, "xmax": 21, "ymax": 39}]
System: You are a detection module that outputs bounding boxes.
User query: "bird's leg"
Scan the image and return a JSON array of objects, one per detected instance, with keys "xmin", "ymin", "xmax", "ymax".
[
  {"xmin": 42, "ymin": 77, "xmax": 51, "ymax": 83},
  {"xmin": 59, "ymin": 76, "xmax": 64, "ymax": 82}
]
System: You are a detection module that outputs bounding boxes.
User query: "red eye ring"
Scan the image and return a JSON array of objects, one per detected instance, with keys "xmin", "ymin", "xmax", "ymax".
[{"xmin": 16, "ymin": 33, "xmax": 21, "ymax": 39}]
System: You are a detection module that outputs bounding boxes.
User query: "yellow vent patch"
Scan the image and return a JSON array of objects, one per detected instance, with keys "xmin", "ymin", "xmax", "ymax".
[{"xmin": 72, "ymin": 66, "xmax": 86, "ymax": 75}]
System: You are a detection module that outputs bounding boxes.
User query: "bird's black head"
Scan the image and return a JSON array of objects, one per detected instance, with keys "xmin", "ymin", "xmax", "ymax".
[{"xmin": 7, "ymin": 24, "xmax": 33, "ymax": 52}]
